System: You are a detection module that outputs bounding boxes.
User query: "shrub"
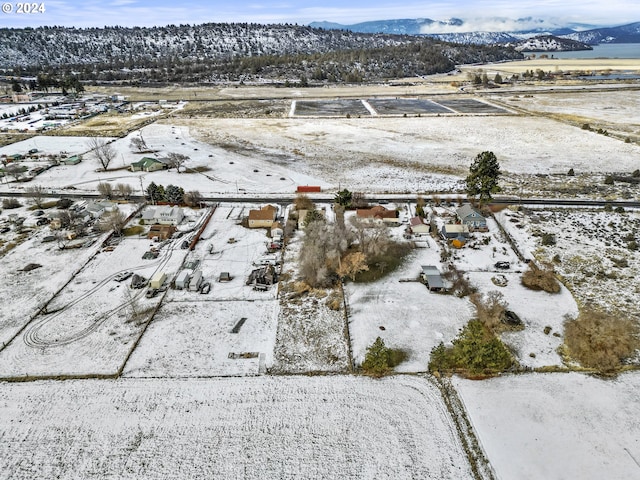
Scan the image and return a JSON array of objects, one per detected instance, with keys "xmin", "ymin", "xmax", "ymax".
[
  {"xmin": 470, "ymin": 291, "xmax": 507, "ymax": 332},
  {"xmin": 2, "ymin": 198, "xmax": 21, "ymax": 209},
  {"xmin": 522, "ymin": 263, "xmax": 561, "ymax": 293},
  {"xmin": 604, "ymin": 175, "xmax": 614, "ymax": 185},
  {"xmin": 429, "ymin": 320, "xmax": 513, "ymax": 376},
  {"xmin": 541, "ymin": 232, "xmax": 556, "ymax": 246},
  {"xmin": 564, "ymin": 310, "xmax": 639, "ymax": 373},
  {"xmin": 567, "ymin": 168, "xmax": 575, "ymax": 176}
]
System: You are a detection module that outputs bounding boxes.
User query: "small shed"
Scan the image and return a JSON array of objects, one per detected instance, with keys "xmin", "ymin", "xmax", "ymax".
[
  {"xmin": 421, "ymin": 265, "xmax": 445, "ymax": 292},
  {"xmin": 149, "ymin": 272, "xmax": 167, "ymax": 289}
]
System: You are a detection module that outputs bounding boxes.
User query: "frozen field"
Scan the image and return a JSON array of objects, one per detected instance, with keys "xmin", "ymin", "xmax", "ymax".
[
  {"xmin": 455, "ymin": 372, "xmax": 640, "ymax": 480},
  {"xmin": 0, "ymin": 375, "xmax": 472, "ymax": 480}
]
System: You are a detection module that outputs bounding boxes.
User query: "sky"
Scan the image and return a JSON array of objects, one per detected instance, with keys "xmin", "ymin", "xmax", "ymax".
[{"xmin": 0, "ymin": 0, "xmax": 638, "ymax": 29}]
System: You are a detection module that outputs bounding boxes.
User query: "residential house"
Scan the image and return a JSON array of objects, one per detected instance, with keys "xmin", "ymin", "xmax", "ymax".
[
  {"xmin": 248, "ymin": 205, "xmax": 278, "ymax": 228},
  {"xmin": 441, "ymin": 224, "xmax": 470, "ymax": 240},
  {"xmin": 456, "ymin": 204, "xmax": 488, "ymax": 231},
  {"xmin": 421, "ymin": 265, "xmax": 445, "ymax": 292},
  {"xmin": 129, "ymin": 157, "xmax": 167, "ymax": 172},
  {"xmin": 83, "ymin": 200, "xmax": 116, "ymax": 219},
  {"xmin": 356, "ymin": 205, "xmax": 400, "ymax": 225},
  {"xmin": 409, "ymin": 216, "xmax": 430, "ymax": 235},
  {"xmin": 156, "ymin": 206, "xmax": 184, "ymax": 226},
  {"xmin": 142, "ymin": 206, "xmax": 184, "ymax": 226}
]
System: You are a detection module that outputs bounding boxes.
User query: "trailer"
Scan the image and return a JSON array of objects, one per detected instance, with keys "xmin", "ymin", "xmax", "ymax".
[
  {"xmin": 188, "ymin": 270, "xmax": 203, "ymax": 292},
  {"xmin": 149, "ymin": 272, "xmax": 167, "ymax": 289},
  {"xmin": 175, "ymin": 270, "xmax": 191, "ymax": 289}
]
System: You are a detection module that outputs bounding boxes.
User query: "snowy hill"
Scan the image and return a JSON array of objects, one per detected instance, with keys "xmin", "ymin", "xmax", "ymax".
[{"xmin": 509, "ymin": 35, "xmax": 593, "ymax": 52}]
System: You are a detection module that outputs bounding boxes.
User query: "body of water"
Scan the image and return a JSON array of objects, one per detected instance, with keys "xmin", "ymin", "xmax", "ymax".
[{"xmin": 535, "ymin": 43, "xmax": 640, "ymax": 59}]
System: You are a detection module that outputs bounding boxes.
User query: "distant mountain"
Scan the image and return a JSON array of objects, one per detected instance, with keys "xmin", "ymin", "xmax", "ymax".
[
  {"xmin": 310, "ymin": 18, "xmax": 640, "ymax": 47},
  {"xmin": 509, "ymin": 35, "xmax": 592, "ymax": 52},
  {"xmin": 310, "ymin": 18, "xmax": 463, "ymax": 35},
  {"xmin": 561, "ymin": 22, "xmax": 640, "ymax": 44}
]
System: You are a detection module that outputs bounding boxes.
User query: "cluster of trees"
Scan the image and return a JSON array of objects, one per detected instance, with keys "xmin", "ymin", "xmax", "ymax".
[
  {"xmin": 296, "ymin": 192, "xmax": 408, "ymax": 288},
  {"xmin": 10, "ymin": 74, "xmax": 84, "ymax": 94},
  {"xmin": 145, "ymin": 182, "xmax": 201, "ymax": 206},
  {"xmin": 97, "ymin": 182, "xmax": 134, "ymax": 200}
]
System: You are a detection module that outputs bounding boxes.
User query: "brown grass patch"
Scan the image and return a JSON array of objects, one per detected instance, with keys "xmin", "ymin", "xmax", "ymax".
[
  {"xmin": 564, "ymin": 309, "xmax": 639, "ymax": 373},
  {"xmin": 522, "ymin": 262, "xmax": 561, "ymax": 293}
]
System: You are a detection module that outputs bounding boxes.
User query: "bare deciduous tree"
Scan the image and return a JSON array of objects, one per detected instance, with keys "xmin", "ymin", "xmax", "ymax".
[
  {"xmin": 166, "ymin": 152, "xmax": 189, "ymax": 173},
  {"xmin": 184, "ymin": 190, "xmax": 202, "ymax": 207},
  {"xmin": 336, "ymin": 251, "xmax": 369, "ymax": 281},
  {"xmin": 129, "ymin": 136, "xmax": 148, "ymax": 153},
  {"xmin": 100, "ymin": 209, "xmax": 128, "ymax": 236},
  {"xmin": 97, "ymin": 182, "xmax": 114, "ymax": 199},
  {"xmin": 115, "ymin": 183, "xmax": 133, "ymax": 200},
  {"xmin": 5, "ymin": 163, "xmax": 25, "ymax": 182},
  {"xmin": 87, "ymin": 137, "xmax": 116, "ymax": 171},
  {"xmin": 25, "ymin": 185, "xmax": 47, "ymax": 208}
]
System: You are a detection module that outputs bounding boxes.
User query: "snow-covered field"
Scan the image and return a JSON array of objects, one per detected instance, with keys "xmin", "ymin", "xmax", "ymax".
[
  {"xmin": 0, "ymin": 375, "xmax": 472, "ymax": 480},
  {"xmin": 455, "ymin": 371, "xmax": 640, "ymax": 480}
]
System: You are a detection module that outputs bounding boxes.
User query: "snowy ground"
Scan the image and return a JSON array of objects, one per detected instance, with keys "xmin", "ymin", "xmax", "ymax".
[
  {"xmin": 497, "ymin": 207, "xmax": 640, "ymax": 320},
  {"xmin": 0, "ymin": 375, "xmax": 472, "ymax": 480},
  {"xmin": 455, "ymin": 371, "xmax": 640, "ymax": 480},
  {"xmin": 346, "ymin": 232, "xmax": 473, "ymax": 372},
  {"xmin": 124, "ymin": 204, "xmax": 280, "ymax": 377}
]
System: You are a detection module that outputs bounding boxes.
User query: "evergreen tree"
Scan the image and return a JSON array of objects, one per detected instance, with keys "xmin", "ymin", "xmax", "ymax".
[
  {"xmin": 361, "ymin": 337, "xmax": 391, "ymax": 377},
  {"xmin": 165, "ymin": 184, "xmax": 185, "ymax": 205},
  {"xmin": 334, "ymin": 189, "xmax": 353, "ymax": 208},
  {"xmin": 465, "ymin": 151, "xmax": 501, "ymax": 205}
]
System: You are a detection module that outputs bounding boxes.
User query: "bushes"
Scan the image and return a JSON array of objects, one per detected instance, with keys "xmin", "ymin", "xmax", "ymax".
[
  {"xmin": 2, "ymin": 198, "xmax": 22, "ymax": 209},
  {"xmin": 522, "ymin": 263, "xmax": 561, "ymax": 293},
  {"xmin": 361, "ymin": 337, "xmax": 407, "ymax": 377},
  {"xmin": 429, "ymin": 320, "xmax": 514, "ymax": 376},
  {"xmin": 564, "ymin": 310, "xmax": 639, "ymax": 373}
]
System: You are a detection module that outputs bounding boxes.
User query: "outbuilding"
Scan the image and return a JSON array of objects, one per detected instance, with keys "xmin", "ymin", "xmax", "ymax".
[{"xmin": 421, "ymin": 265, "xmax": 445, "ymax": 292}]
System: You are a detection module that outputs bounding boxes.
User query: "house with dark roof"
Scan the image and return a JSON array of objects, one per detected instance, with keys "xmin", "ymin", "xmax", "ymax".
[{"xmin": 456, "ymin": 204, "xmax": 488, "ymax": 231}]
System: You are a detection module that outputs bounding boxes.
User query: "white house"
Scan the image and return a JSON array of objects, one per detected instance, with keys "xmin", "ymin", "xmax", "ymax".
[{"xmin": 142, "ymin": 206, "xmax": 184, "ymax": 226}]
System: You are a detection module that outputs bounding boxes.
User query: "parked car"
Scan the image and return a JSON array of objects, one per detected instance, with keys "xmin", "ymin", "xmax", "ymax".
[
  {"xmin": 200, "ymin": 282, "xmax": 211, "ymax": 294},
  {"xmin": 114, "ymin": 271, "xmax": 133, "ymax": 282},
  {"xmin": 145, "ymin": 288, "xmax": 159, "ymax": 298},
  {"xmin": 33, "ymin": 210, "xmax": 45, "ymax": 217},
  {"xmin": 0, "ymin": 226, "xmax": 10, "ymax": 234},
  {"xmin": 494, "ymin": 261, "xmax": 510, "ymax": 270},
  {"xmin": 181, "ymin": 240, "xmax": 189, "ymax": 249},
  {"xmin": 36, "ymin": 218, "xmax": 50, "ymax": 226}
]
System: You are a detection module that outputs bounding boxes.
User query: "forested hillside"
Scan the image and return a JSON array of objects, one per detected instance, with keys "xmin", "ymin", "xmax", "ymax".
[{"xmin": 0, "ymin": 23, "xmax": 523, "ymax": 84}]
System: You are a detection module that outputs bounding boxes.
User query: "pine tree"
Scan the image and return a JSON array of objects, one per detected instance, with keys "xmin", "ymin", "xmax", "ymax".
[
  {"xmin": 361, "ymin": 337, "xmax": 391, "ymax": 377},
  {"xmin": 465, "ymin": 151, "xmax": 501, "ymax": 205}
]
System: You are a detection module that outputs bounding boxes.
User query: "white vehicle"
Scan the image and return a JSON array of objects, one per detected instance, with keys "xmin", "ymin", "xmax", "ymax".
[
  {"xmin": 253, "ymin": 255, "xmax": 281, "ymax": 267},
  {"xmin": 114, "ymin": 271, "xmax": 133, "ymax": 282},
  {"xmin": 188, "ymin": 270, "xmax": 203, "ymax": 292}
]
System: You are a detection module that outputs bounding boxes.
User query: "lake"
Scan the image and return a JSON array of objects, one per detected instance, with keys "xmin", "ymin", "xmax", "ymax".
[{"xmin": 536, "ymin": 44, "xmax": 640, "ymax": 59}]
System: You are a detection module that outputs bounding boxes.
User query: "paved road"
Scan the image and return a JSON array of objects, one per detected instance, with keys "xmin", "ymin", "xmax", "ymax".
[{"xmin": 1, "ymin": 188, "xmax": 639, "ymax": 208}]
